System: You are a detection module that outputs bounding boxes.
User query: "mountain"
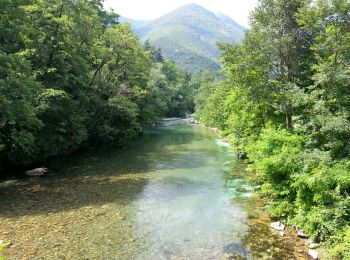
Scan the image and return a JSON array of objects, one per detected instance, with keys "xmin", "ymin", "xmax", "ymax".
[
  {"xmin": 118, "ymin": 17, "xmax": 150, "ymax": 29},
  {"xmin": 120, "ymin": 4, "xmax": 245, "ymax": 73}
]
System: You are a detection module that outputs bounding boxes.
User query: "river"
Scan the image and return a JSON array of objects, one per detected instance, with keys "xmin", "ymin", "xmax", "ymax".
[{"xmin": 0, "ymin": 121, "xmax": 308, "ymax": 259}]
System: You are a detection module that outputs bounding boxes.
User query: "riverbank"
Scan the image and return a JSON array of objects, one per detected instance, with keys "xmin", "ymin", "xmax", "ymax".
[{"xmin": 194, "ymin": 118, "xmax": 324, "ymax": 259}]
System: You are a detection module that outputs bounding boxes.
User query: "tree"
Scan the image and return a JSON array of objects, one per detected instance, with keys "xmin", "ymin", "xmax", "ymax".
[
  {"xmin": 87, "ymin": 23, "xmax": 152, "ymax": 144},
  {"xmin": 0, "ymin": 51, "xmax": 42, "ymax": 168},
  {"xmin": 154, "ymin": 47, "xmax": 164, "ymax": 62}
]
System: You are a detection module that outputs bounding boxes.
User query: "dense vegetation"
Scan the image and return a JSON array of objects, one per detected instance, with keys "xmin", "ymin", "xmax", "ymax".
[
  {"xmin": 124, "ymin": 4, "xmax": 245, "ymax": 73},
  {"xmin": 195, "ymin": 0, "xmax": 350, "ymax": 257},
  {"xmin": 0, "ymin": 0, "xmax": 195, "ymax": 172}
]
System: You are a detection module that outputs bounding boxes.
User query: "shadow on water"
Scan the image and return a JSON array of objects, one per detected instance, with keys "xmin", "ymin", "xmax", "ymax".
[
  {"xmin": 45, "ymin": 124, "xmax": 215, "ymax": 174},
  {"xmin": 0, "ymin": 124, "xmax": 217, "ymax": 218}
]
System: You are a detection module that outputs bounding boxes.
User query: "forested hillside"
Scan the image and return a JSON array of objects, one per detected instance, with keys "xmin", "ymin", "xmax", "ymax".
[
  {"xmin": 123, "ymin": 4, "xmax": 245, "ymax": 73},
  {"xmin": 0, "ymin": 0, "xmax": 196, "ymax": 172},
  {"xmin": 195, "ymin": 0, "xmax": 350, "ymax": 258}
]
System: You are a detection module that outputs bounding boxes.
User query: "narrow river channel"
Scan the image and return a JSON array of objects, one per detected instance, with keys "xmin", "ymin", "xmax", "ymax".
[{"xmin": 0, "ymin": 121, "xmax": 308, "ymax": 259}]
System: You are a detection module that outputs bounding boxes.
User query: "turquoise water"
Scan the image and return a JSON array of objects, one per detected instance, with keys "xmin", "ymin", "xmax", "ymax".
[{"xmin": 0, "ymin": 122, "xmax": 306, "ymax": 259}]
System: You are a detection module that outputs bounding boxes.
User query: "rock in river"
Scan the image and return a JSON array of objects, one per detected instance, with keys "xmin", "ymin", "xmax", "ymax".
[
  {"xmin": 297, "ymin": 229, "xmax": 308, "ymax": 238},
  {"xmin": 270, "ymin": 221, "xmax": 285, "ymax": 231},
  {"xmin": 223, "ymin": 242, "xmax": 249, "ymax": 258},
  {"xmin": 308, "ymin": 249, "xmax": 319, "ymax": 259},
  {"xmin": 25, "ymin": 167, "xmax": 48, "ymax": 177}
]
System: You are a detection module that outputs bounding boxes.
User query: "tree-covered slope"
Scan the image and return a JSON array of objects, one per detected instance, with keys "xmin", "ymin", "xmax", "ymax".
[
  {"xmin": 123, "ymin": 4, "xmax": 245, "ymax": 73},
  {"xmin": 194, "ymin": 0, "xmax": 350, "ymax": 258},
  {"xmin": 0, "ymin": 0, "xmax": 197, "ymax": 172}
]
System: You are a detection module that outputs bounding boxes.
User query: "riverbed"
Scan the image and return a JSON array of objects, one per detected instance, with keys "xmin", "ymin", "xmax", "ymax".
[{"xmin": 0, "ymin": 122, "xmax": 308, "ymax": 259}]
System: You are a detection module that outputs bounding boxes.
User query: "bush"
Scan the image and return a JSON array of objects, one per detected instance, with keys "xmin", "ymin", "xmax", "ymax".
[
  {"xmin": 330, "ymin": 226, "xmax": 350, "ymax": 259},
  {"xmin": 246, "ymin": 127, "xmax": 304, "ymax": 217},
  {"xmin": 293, "ymin": 160, "xmax": 350, "ymax": 242}
]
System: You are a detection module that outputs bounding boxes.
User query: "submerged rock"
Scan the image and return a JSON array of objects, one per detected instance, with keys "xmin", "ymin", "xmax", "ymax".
[
  {"xmin": 270, "ymin": 221, "xmax": 285, "ymax": 231},
  {"xmin": 25, "ymin": 167, "xmax": 48, "ymax": 177},
  {"xmin": 223, "ymin": 242, "xmax": 249, "ymax": 258}
]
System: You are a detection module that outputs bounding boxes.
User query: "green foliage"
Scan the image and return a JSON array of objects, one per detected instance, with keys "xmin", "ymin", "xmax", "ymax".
[
  {"xmin": 91, "ymin": 95, "xmax": 141, "ymax": 145},
  {"xmin": 36, "ymin": 89, "xmax": 87, "ymax": 157},
  {"xmin": 161, "ymin": 61, "xmax": 196, "ymax": 117},
  {"xmin": 0, "ymin": 240, "xmax": 9, "ymax": 260},
  {"xmin": 194, "ymin": 0, "xmax": 350, "ymax": 257},
  {"xmin": 193, "ymin": 72, "xmax": 217, "ymax": 120},
  {"xmin": 200, "ymin": 82, "xmax": 230, "ymax": 130},
  {"xmin": 329, "ymin": 226, "xmax": 350, "ymax": 259},
  {"xmin": 292, "ymin": 159, "xmax": 350, "ymax": 242},
  {"xmin": 246, "ymin": 128, "xmax": 304, "ymax": 217},
  {"xmin": 0, "ymin": 0, "xmax": 195, "ymax": 171},
  {"xmin": 0, "ymin": 51, "xmax": 42, "ymax": 166},
  {"xmin": 0, "ymin": 247, "xmax": 4, "ymax": 260},
  {"xmin": 223, "ymin": 85, "xmax": 274, "ymax": 149}
]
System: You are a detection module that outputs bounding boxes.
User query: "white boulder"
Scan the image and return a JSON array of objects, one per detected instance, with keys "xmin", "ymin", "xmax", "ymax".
[
  {"xmin": 25, "ymin": 167, "xmax": 48, "ymax": 177},
  {"xmin": 270, "ymin": 221, "xmax": 285, "ymax": 231},
  {"xmin": 308, "ymin": 249, "xmax": 319, "ymax": 259}
]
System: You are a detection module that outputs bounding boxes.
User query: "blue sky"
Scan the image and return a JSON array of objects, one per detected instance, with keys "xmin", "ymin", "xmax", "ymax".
[{"xmin": 103, "ymin": 0, "xmax": 258, "ymax": 27}]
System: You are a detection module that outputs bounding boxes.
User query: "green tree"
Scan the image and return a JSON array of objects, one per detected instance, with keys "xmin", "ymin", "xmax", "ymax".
[
  {"xmin": 0, "ymin": 51, "xmax": 42, "ymax": 168},
  {"xmin": 87, "ymin": 23, "xmax": 152, "ymax": 143}
]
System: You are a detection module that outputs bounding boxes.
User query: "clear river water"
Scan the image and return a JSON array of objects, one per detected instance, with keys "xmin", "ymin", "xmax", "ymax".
[{"xmin": 0, "ymin": 121, "xmax": 308, "ymax": 259}]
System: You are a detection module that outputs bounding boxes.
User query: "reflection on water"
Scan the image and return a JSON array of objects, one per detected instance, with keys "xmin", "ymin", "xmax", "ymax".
[{"xmin": 0, "ymin": 123, "xmax": 307, "ymax": 259}]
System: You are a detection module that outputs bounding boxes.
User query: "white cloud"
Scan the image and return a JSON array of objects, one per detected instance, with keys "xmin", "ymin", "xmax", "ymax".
[{"xmin": 103, "ymin": 0, "xmax": 258, "ymax": 27}]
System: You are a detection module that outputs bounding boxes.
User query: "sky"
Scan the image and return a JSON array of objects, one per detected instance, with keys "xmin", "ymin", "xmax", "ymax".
[{"xmin": 103, "ymin": 0, "xmax": 258, "ymax": 28}]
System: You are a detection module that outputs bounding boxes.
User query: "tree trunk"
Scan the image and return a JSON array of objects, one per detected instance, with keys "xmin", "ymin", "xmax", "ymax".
[{"xmin": 285, "ymin": 111, "xmax": 293, "ymax": 129}]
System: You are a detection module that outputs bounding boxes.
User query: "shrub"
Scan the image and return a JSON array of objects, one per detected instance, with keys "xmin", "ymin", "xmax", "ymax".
[{"xmin": 246, "ymin": 127, "xmax": 304, "ymax": 217}]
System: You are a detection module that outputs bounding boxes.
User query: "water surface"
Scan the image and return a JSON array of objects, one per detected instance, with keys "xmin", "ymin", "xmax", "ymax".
[{"xmin": 0, "ymin": 122, "xmax": 307, "ymax": 259}]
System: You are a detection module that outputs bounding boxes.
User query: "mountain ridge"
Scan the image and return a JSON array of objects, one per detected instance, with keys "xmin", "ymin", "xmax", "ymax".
[{"xmin": 120, "ymin": 4, "xmax": 245, "ymax": 73}]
